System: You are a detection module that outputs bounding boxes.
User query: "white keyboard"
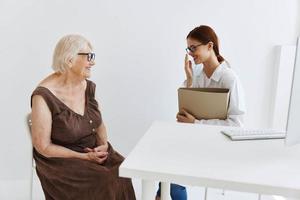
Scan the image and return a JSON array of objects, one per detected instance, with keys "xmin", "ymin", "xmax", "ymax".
[{"xmin": 221, "ymin": 129, "xmax": 286, "ymax": 141}]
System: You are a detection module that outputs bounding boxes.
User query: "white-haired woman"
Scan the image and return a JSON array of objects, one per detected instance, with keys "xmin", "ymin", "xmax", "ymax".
[{"xmin": 30, "ymin": 34, "xmax": 136, "ymax": 200}]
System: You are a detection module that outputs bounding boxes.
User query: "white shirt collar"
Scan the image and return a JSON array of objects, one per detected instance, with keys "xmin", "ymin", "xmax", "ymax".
[{"xmin": 202, "ymin": 61, "xmax": 227, "ymax": 82}]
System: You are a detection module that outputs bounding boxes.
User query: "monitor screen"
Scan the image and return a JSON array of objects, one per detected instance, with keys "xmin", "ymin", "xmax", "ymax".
[{"xmin": 285, "ymin": 37, "xmax": 300, "ymax": 146}]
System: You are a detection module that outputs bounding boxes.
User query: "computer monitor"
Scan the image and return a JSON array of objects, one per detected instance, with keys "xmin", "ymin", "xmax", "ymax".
[{"xmin": 285, "ymin": 36, "xmax": 300, "ymax": 146}]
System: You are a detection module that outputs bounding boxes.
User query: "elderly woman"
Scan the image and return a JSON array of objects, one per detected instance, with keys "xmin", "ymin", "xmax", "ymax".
[{"xmin": 30, "ymin": 34, "xmax": 136, "ymax": 200}]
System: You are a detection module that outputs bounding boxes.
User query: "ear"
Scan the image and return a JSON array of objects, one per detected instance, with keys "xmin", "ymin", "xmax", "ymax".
[
  {"xmin": 207, "ymin": 41, "xmax": 214, "ymax": 51},
  {"xmin": 67, "ymin": 57, "xmax": 73, "ymax": 68}
]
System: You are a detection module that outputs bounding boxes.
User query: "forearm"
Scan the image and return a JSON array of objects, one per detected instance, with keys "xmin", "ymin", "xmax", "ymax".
[
  {"xmin": 97, "ymin": 135, "xmax": 108, "ymax": 146},
  {"xmin": 195, "ymin": 114, "xmax": 244, "ymax": 127},
  {"xmin": 35, "ymin": 143, "xmax": 88, "ymax": 160},
  {"xmin": 96, "ymin": 123, "xmax": 108, "ymax": 146},
  {"xmin": 183, "ymin": 79, "xmax": 193, "ymax": 88}
]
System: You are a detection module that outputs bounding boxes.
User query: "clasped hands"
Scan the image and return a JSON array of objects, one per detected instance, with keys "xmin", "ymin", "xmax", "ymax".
[{"xmin": 84, "ymin": 144, "xmax": 108, "ymax": 164}]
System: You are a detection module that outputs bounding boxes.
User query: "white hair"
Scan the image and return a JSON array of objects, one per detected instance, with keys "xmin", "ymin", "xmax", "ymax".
[{"xmin": 52, "ymin": 34, "xmax": 93, "ymax": 73}]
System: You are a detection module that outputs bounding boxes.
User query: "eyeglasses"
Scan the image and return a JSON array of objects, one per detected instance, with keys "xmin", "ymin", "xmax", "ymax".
[
  {"xmin": 185, "ymin": 44, "xmax": 203, "ymax": 54},
  {"xmin": 77, "ymin": 53, "xmax": 96, "ymax": 62}
]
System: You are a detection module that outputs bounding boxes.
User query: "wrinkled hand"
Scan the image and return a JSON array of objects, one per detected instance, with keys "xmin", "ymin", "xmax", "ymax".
[
  {"xmin": 84, "ymin": 144, "xmax": 108, "ymax": 164},
  {"xmin": 85, "ymin": 144, "xmax": 108, "ymax": 153},
  {"xmin": 176, "ymin": 109, "xmax": 196, "ymax": 123}
]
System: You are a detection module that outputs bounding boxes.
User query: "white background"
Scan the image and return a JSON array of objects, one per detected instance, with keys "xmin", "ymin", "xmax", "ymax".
[{"xmin": 0, "ymin": 0, "xmax": 299, "ymax": 193}]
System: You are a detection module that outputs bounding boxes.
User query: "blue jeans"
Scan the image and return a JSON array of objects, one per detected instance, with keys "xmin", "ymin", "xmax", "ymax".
[{"xmin": 156, "ymin": 183, "xmax": 187, "ymax": 200}]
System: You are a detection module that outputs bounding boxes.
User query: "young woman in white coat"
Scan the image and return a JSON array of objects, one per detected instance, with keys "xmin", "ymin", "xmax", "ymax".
[
  {"xmin": 156, "ymin": 25, "xmax": 246, "ymax": 200},
  {"xmin": 177, "ymin": 25, "xmax": 246, "ymax": 126}
]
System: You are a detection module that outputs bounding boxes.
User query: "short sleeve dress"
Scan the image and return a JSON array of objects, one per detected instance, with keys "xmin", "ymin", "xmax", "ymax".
[{"xmin": 31, "ymin": 80, "xmax": 136, "ymax": 200}]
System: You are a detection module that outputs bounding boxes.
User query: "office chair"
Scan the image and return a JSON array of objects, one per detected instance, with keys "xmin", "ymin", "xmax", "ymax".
[{"xmin": 26, "ymin": 113, "xmax": 34, "ymax": 200}]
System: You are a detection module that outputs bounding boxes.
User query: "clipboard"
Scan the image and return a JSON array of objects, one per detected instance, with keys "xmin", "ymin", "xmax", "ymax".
[{"xmin": 178, "ymin": 87, "xmax": 230, "ymax": 120}]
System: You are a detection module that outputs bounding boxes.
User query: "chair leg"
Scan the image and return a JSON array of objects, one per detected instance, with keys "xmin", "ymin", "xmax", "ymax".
[
  {"xmin": 221, "ymin": 189, "xmax": 225, "ymax": 195},
  {"xmin": 29, "ymin": 167, "xmax": 33, "ymax": 200},
  {"xmin": 204, "ymin": 187, "xmax": 208, "ymax": 200},
  {"xmin": 258, "ymin": 194, "xmax": 262, "ymax": 200}
]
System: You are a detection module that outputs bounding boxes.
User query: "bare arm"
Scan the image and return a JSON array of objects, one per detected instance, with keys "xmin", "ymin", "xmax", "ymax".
[
  {"xmin": 31, "ymin": 95, "xmax": 107, "ymax": 163},
  {"xmin": 31, "ymin": 95, "xmax": 87, "ymax": 159},
  {"xmin": 96, "ymin": 122, "xmax": 108, "ymax": 147}
]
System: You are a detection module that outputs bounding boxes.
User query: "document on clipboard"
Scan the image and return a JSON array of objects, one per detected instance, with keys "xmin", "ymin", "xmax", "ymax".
[{"xmin": 178, "ymin": 88, "xmax": 230, "ymax": 120}]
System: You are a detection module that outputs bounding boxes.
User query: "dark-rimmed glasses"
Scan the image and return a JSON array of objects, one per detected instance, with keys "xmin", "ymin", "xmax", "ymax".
[
  {"xmin": 77, "ymin": 53, "xmax": 95, "ymax": 62},
  {"xmin": 185, "ymin": 44, "xmax": 203, "ymax": 54}
]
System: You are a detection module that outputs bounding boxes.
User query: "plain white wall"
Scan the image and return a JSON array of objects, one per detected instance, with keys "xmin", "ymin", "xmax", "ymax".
[{"xmin": 0, "ymin": 0, "xmax": 299, "ymax": 184}]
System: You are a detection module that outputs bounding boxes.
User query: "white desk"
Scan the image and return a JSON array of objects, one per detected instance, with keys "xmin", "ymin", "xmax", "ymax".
[{"xmin": 119, "ymin": 121, "xmax": 300, "ymax": 200}]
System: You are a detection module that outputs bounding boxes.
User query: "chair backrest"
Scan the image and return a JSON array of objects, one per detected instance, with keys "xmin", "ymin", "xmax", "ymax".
[
  {"xmin": 26, "ymin": 113, "xmax": 33, "ymax": 151},
  {"xmin": 26, "ymin": 113, "xmax": 34, "ymax": 166},
  {"xmin": 26, "ymin": 113, "xmax": 32, "ymax": 133},
  {"xmin": 26, "ymin": 113, "xmax": 34, "ymax": 200}
]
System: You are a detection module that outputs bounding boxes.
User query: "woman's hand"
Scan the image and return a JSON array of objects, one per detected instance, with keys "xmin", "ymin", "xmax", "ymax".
[
  {"xmin": 84, "ymin": 144, "xmax": 108, "ymax": 164},
  {"xmin": 86, "ymin": 151, "xmax": 108, "ymax": 164},
  {"xmin": 85, "ymin": 144, "xmax": 108, "ymax": 153},
  {"xmin": 176, "ymin": 109, "xmax": 196, "ymax": 123},
  {"xmin": 184, "ymin": 54, "xmax": 193, "ymax": 87}
]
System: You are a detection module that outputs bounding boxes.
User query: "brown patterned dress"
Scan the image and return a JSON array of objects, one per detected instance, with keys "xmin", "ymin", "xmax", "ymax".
[{"xmin": 31, "ymin": 80, "xmax": 136, "ymax": 200}]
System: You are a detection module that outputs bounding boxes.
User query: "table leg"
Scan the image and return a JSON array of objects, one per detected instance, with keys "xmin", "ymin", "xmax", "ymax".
[
  {"xmin": 142, "ymin": 180, "xmax": 156, "ymax": 200},
  {"xmin": 161, "ymin": 182, "xmax": 171, "ymax": 200}
]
